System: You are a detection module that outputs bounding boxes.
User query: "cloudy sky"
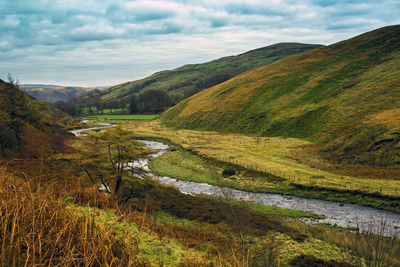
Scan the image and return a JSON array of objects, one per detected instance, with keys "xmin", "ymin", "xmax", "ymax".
[{"xmin": 1, "ymin": 0, "xmax": 399, "ymax": 87}]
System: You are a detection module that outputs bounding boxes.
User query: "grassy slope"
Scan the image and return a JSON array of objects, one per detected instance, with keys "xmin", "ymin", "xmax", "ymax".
[
  {"xmin": 161, "ymin": 25, "xmax": 400, "ymax": 170},
  {"xmin": 161, "ymin": 25, "xmax": 400, "ymax": 143},
  {"xmin": 98, "ymin": 43, "xmax": 322, "ymax": 102},
  {"xmin": 0, "ymin": 80, "xmax": 73, "ymax": 158}
]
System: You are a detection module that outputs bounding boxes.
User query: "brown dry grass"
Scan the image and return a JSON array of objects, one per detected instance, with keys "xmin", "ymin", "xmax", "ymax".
[
  {"xmin": 367, "ymin": 108, "xmax": 400, "ymax": 127},
  {"xmin": 0, "ymin": 166, "xmax": 141, "ymax": 266},
  {"xmin": 290, "ymin": 144, "xmax": 400, "ymax": 181}
]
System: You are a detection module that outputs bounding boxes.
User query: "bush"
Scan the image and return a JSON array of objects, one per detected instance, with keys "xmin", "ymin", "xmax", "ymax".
[
  {"xmin": 222, "ymin": 168, "xmax": 236, "ymax": 177},
  {"xmin": 0, "ymin": 126, "xmax": 16, "ymax": 156},
  {"xmin": 289, "ymin": 254, "xmax": 355, "ymax": 267}
]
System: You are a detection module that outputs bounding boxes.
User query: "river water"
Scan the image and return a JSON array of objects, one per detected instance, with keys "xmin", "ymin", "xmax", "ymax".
[
  {"xmin": 69, "ymin": 122, "xmax": 115, "ymax": 136},
  {"xmin": 138, "ymin": 140, "xmax": 400, "ymax": 236},
  {"xmin": 70, "ymin": 125, "xmax": 400, "ymax": 236}
]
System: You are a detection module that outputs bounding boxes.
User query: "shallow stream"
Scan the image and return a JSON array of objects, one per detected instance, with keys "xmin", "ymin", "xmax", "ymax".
[
  {"xmin": 138, "ymin": 140, "xmax": 400, "ymax": 236},
  {"xmin": 70, "ymin": 125, "xmax": 400, "ymax": 236}
]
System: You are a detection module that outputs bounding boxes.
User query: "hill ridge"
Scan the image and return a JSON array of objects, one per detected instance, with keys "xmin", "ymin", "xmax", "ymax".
[
  {"xmin": 75, "ymin": 42, "xmax": 322, "ymax": 112},
  {"xmin": 161, "ymin": 25, "xmax": 400, "ymax": 168}
]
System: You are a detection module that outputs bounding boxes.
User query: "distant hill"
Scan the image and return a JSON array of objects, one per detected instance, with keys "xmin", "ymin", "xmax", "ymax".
[
  {"xmin": 23, "ymin": 86, "xmax": 94, "ymax": 103},
  {"xmin": 161, "ymin": 25, "xmax": 400, "ymax": 169},
  {"xmin": 80, "ymin": 43, "xmax": 322, "ymax": 107},
  {"xmin": 21, "ymin": 84, "xmax": 61, "ymax": 88}
]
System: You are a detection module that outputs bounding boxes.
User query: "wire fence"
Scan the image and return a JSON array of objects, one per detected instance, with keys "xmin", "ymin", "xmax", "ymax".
[{"xmin": 215, "ymin": 156, "xmax": 399, "ymax": 195}]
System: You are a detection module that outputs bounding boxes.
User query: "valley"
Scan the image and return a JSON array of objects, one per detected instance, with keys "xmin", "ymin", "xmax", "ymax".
[
  {"xmin": 2, "ymin": 24, "xmax": 400, "ymax": 266},
  {"xmin": 123, "ymin": 120, "xmax": 400, "ymax": 208}
]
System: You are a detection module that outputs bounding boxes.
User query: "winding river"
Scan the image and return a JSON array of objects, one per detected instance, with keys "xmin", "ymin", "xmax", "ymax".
[
  {"xmin": 138, "ymin": 140, "xmax": 400, "ymax": 236},
  {"xmin": 71, "ymin": 125, "xmax": 400, "ymax": 236},
  {"xmin": 69, "ymin": 121, "xmax": 115, "ymax": 136}
]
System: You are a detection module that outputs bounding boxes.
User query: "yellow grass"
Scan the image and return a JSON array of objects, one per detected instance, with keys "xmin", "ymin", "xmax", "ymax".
[
  {"xmin": 368, "ymin": 108, "xmax": 400, "ymax": 126},
  {"xmin": 124, "ymin": 120, "xmax": 400, "ymax": 196}
]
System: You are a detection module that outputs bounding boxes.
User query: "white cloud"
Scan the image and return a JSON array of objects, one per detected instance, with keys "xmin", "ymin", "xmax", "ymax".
[{"xmin": 0, "ymin": 0, "xmax": 399, "ymax": 86}]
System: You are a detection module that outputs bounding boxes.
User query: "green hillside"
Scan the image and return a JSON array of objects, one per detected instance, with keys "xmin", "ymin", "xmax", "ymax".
[
  {"xmin": 91, "ymin": 43, "xmax": 322, "ymax": 103},
  {"xmin": 161, "ymin": 25, "xmax": 400, "ymax": 168}
]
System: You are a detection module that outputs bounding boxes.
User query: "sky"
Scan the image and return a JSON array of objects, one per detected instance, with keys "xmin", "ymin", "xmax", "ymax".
[{"xmin": 1, "ymin": 0, "xmax": 399, "ymax": 87}]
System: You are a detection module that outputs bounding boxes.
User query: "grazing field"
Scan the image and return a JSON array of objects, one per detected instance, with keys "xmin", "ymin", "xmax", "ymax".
[{"xmin": 86, "ymin": 114, "xmax": 159, "ymax": 120}]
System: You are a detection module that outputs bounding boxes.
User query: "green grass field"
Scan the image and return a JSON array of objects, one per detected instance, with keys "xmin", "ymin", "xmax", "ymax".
[{"xmin": 85, "ymin": 114, "xmax": 159, "ymax": 120}]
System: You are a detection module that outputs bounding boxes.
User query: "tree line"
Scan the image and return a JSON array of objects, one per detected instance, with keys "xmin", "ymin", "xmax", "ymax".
[{"xmin": 53, "ymin": 89, "xmax": 172, "ymax": 116}]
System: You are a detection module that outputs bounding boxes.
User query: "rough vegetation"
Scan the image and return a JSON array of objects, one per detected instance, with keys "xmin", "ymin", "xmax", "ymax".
[
  {"xmin": 0, "ymin": 126, "xmax": 363, "ymax": 266},
  {"xmin": 0, "ymin": 167, "xmax": 139, "ymax": 266}
]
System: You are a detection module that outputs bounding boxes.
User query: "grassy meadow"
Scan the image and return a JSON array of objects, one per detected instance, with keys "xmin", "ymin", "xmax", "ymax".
[
  {"xmin": 85, "ymin": 114, "xmax": 159, "ymax": 120},
  {"xmin": 123, "ymin": 120, "xmax": 400, "ymax": 211}
]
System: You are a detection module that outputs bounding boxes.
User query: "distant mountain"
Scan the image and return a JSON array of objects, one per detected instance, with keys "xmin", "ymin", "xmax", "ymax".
[
  {"xmin": 21, "ymin": 84, "xmax": 61, "ymax": 88},
  {"xmin": 23, "ymin": 86, "xmax": 94, "ymax": 103},
  {"xmin": 161, "ymin": 25, "xmax": 400, "ymax": 169},
  {"xmin": 82, "ymin": 43, "xmax": 322, "ymax": 105}
]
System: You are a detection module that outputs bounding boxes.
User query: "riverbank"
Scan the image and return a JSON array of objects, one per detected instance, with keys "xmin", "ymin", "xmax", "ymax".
[
  {"xmin": 62, "ymin": 122, "xmax": 399, "ymax": 265},
  {"xmin": 116, "ymin": 120, "xmax": 400, "ymax": 213},
  {"xmin": 139, "ymin": 140, "xmax": 400, "ymax": 234},
  {"xmin": 149, "ymin": 143, "xmax": 400, "ymax": 214}
]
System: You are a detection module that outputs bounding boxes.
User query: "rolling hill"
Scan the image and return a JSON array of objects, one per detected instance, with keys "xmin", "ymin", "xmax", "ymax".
[
  {"xmin": 161, "ymin": 25, "xmax": 400, "ymax": 169},
  {"xmin": 86, "ymin": 43, "xmax": 322, "ymax": 104},
  {"xmin": 23, "ymin": 85, "xmax": 94, "ymax": 103}
]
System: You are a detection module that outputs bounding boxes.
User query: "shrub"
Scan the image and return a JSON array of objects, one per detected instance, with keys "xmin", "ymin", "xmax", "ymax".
[
  {"xmin": 0, "ymin": 126, "xmax": 16, "ymax": 156},
  {"xmin": 289, "ymin": 254, "xmax": 355, "ymax": 267},
  {"xmin": 222, "ymin": 168, "xmax": 236, "ymax": 177}
]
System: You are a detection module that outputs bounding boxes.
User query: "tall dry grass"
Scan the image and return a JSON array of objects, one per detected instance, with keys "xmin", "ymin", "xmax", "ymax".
[{"xmin": 0, "ymin": 166, "xmax": 141, "ymax": 266}]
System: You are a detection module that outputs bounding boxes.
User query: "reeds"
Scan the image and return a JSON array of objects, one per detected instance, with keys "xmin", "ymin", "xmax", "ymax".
[{"xmin": 0, "ymin": 166, "xmax": 140, "ymax": 266}]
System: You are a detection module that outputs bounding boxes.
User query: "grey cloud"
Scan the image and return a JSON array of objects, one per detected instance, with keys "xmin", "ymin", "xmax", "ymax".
[
  {"xmin": 210, "ymin": 18, "xmax": 229, "ymax": 28},
  {"xmin": 106, "ymin": 2, "xmax": 176, "ymax": 24},
  {"xmin": 0, "ymin": 0, "xmax": 182, "ymax": 51},
  {"xmin": 67, "ymin": 31, "xmax": 119, "ymax": 42},
  {"xmin": 310, "ymin": 0, "xmax": 381, "ymax": 7},
  {"xmin": 326, "ymin": 20, "xmax": 368, "ymax": 31},
  {"xmin": 1, "ymin": 0, "xmax": 399, "ymax": 86},
  {"xmin": 147, "ymin": 22, "xmax": 183, "ymax": 35},
  {"xmin": 135, "ymin": 10, "xmax": 176, "ymax": 22},
  {"xmin": 224, "ymin": 3, "xmax": 287, "ymax": 16}
]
